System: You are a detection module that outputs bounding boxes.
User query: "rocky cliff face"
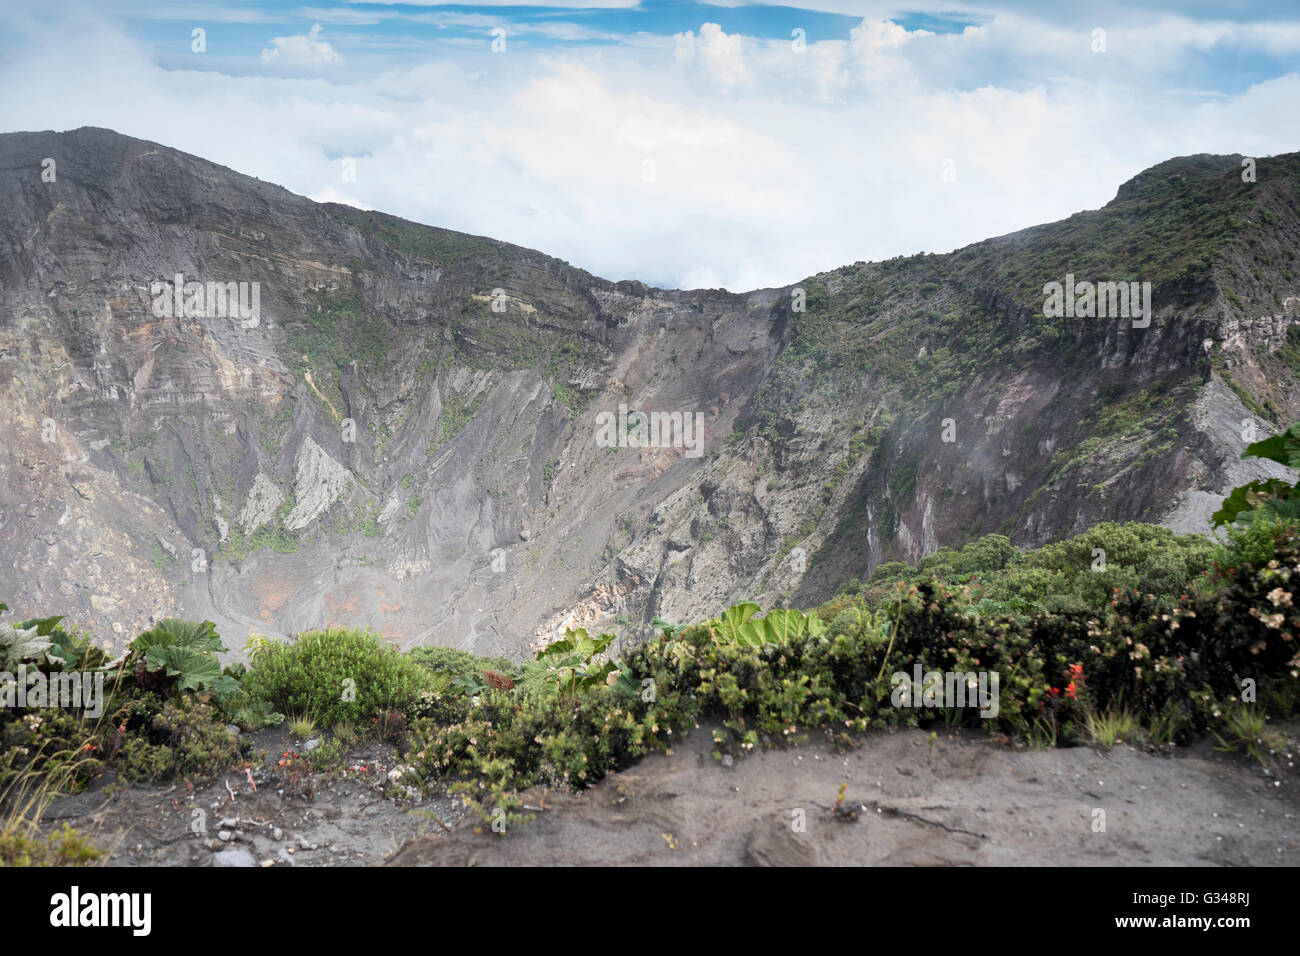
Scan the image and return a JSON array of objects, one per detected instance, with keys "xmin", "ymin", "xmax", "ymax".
[{"xmin": 1, "ymin": 128, "xmax": 1296, "ymax": 656}]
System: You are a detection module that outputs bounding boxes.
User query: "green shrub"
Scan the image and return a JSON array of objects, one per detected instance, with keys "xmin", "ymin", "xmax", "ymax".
[
  {"xmin": 115, "ymin": 698, "xmax": 242, "ymax": 783},
  {"xmin": 405, "ymin": 645, "xmax": 522, "ymax": 722},
  {"xmin": 1213, "ymin": 513, "xmax": 1298, "ymax": 575},
  {"xmin": 1012, "ymin": 522, "xmax": 1214, "ymax": 607},
  {"xmin": 865, "ymin": 523, "xmax": 1214, "ymax": 612},
  {"xmin": 406, "ymin": 645, "xmax": 518, "ymax": 682},
  {"xmin": 0, "ymin": 707, "xmax": 106, "ymax": 792},
  {"xmin": 915, "ymin": 534, "xmax": 1018, "ymax": 578},
  {"xmin": 241, "ymin": 627, "xmax": 432, "ymax": 727},
  {"xmin": 0, "ymin": 823, "xmax": 102, "ymax": 867}
]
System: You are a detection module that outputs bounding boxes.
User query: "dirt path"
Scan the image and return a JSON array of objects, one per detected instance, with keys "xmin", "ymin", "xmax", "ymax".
[{"xmin": 387, "ymin": 725, "xmax": 1300, "ymax": 866}]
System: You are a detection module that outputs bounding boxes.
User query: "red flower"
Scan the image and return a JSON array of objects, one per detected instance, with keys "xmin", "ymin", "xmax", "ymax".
[{"xmin": 1065, "ymin": 682, "xmax": 1079, "ymax": 700}]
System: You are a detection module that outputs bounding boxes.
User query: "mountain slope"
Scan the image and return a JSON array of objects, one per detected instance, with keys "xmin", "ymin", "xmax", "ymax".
[{"xmin": 0, "ymin": 127, "xmax": 1295, "ymax": 655}]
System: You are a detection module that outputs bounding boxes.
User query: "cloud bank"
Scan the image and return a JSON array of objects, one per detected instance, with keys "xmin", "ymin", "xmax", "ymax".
[{"xmin": 0, "ymin": 8, "xmax": 1297, "ymax": 290}]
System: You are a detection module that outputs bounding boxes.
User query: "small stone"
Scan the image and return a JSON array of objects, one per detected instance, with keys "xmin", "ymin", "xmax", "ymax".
[
  {"xmin": 212, "ymin": 848, "xmax": 257, "ymax": 868},
  {"xmin": 272, "ymin": 827, "xmax": 284, "ymax": 841},
  {"xmin": 304, "ymin": 738, "xmax": 321, "ymax": 752},
  {"xmin": 721, "ymin": 754, "xmax": 733, "ymax": 767},
  {"xmin": 225, "ymin": 724, "xmax": 241, "ymax": 736},
  {"xmin": 217, "ymin": 830, "xmax": 233, "ymax": 842}
]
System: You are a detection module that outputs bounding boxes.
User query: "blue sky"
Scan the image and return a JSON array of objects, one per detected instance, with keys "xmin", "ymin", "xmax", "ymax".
[
  {"xmin": 119, "ymin": 2, "xmax": 970, "ymax": 56},
  {"xmin": 1, "ymin": 1, "xmax": 1298, "ymax": 289},
  {"xmin": 54, "ymin": 1, "xmax": 1299, "ymax": 93}
]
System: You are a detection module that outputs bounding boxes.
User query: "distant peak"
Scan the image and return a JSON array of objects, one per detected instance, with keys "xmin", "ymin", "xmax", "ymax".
[{"xmin": 1113, "ymin": 152, "xmax": 1246, "ymax": 203}]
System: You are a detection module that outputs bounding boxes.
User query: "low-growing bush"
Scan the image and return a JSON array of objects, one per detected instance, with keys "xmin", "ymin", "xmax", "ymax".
[
  {"xmin": 863, "ymin": 522, "xmax": 1215, "ymax": 613},
  {"xmin": 406, "ymin": 645, "xmax": 519, "ymax": 682},
  {"xmin": 1213, "ymin": 512, "xmax": 1298, "ymax": 576},
  {"xmin": 240, "ymin": 627, "xmax": 432, "ymax": 727},
  {"xmin": 0, "ymin": 823, "xmax": 102, "ymax": 867},
  {"xmin": 1, "ymin": 707, "xmax": 106, "ymax": 792},
  {"xmin": 114, "ymin": 698, "xmax": 242, "ymax": 783}
]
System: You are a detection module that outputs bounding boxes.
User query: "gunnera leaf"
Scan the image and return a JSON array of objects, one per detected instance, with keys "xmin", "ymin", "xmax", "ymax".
[{"xmin": 0, "ymin": 622, "xmax": 54, "ymax": 666}]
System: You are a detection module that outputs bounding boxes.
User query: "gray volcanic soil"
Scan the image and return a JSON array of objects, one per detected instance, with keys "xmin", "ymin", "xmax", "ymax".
[
  {"xmin": 388, "ymin": 725, "xmax": 1300, "ymax": 867},
  {"xmin": 44, "ymin": 726, "xmax": 468, "ymax": 867},
  {"xmin": 46, "ymin": 724, "xmax": 1299, "ymax": 866}
]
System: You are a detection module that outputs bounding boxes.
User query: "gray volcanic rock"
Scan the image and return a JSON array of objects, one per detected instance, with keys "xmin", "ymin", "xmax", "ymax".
[{"xmin": 0, "ymin": 127, "xmax": 1296, "ymax": 656}]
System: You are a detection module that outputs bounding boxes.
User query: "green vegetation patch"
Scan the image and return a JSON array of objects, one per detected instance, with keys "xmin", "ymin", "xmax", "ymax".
[
  {"xmin": 239, "ymin": 627, "xmax": 433, "ymax": 727},
  {"xmin": 284, "ymin": 284, "xmax": 395, "ymax": 417},
  {"xmin": 325, "ymin": 205, "xmax": 498, "ymax": 265}
]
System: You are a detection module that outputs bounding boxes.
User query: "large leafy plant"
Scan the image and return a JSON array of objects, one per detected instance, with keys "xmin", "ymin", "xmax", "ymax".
[
  {"xmin": 535, "ymin": 627, "xmax": 619, "ymax": 701},
  {"xmin": 705, "ymin": 603, "xmax": 827, "ymax": 646},
  {"xmin": 1213, "ymin": 421, "xmax": 1300, "ymax": 528},
  {"xmin": 129, "ymin": 618, "xmax": 238, "ymax": 699},
  {"xmin": 0, "ymin": 611, "xmax": 109, "ymax": 672},
  {"xmin": 0, "ymin": 620, "xmax": 53, "ymax": 668}
]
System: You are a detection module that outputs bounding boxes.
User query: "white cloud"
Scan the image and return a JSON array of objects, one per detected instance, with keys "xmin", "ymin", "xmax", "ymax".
[
  {"xmin": 675, "ymin": 23, "xmax": 751, "ymax": 90},
  {"xmin": 850, "ymin": 18, "xmax": 928, "ymax": 51},
  {"xmin": 261, "ymin": 23, "xmax": 343, "ymax": 68},
  {"xmin": 308, "ymin": 186, "xmax": 371, "ymax": 208},
  {"xmin": 0, "ymin": 12, "xmax": 1298, "ymax": 293}
]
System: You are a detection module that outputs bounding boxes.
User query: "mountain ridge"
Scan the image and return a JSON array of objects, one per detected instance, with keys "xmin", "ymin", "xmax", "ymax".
[{"xmin": 0, "ymin": 126, "xmax": 1296, "ymax": 656}]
